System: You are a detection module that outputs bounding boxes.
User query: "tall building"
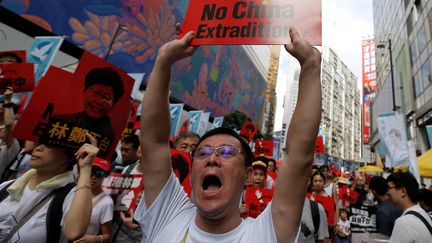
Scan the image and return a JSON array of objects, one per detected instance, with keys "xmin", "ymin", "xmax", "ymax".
[
  {"xmin": 279, "ymin": 47, "xmax": 362, "ymax": 160},
  {"xmin": 371, "ymin": 0, "xmax": 432, "ymax": 153},
  {"xmin": 263, "ymin": 45, "xmax": 281, "ymax": 135}
]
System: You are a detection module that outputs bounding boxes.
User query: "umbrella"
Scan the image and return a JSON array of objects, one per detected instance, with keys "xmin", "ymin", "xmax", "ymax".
[{"xmin": 357, "ymin": 166, "xmax": 384, "ymax": 173}]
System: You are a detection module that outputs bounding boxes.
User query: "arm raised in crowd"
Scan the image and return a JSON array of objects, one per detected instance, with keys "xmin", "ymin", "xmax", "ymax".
[
  {"xmin": 64, "ymin": 135, "xmax": 99, "ymax": 241},
  {"xmin": 2, "ymin": 87, "xmax": 17, "ymax": 148},
  {"xmin": 271, "ymin": 28, "xmax": 322, "ymax": 242},
  {"xmin": 140, "ymin": 28, "xmax": 198, "ymax": 207}
]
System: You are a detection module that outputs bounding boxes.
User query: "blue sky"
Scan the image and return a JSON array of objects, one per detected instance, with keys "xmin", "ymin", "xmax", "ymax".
[{"xmin": 274, "ymin": 0, "xmax": 375, "ymax": 131}]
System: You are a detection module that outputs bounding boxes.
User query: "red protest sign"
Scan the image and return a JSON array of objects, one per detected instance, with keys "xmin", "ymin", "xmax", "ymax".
[
  {"xmin": 240, "ymin": 120, "xmax": 257, "ymax": 142},
  {"xmin": 244, "ymin": 186, "xmax": 274, "ymax": 218},
  {"xmin": 315, "ymin": 135, "xmax": 324, "ymax": 154},
  {"xmin": 307, "ymin": 193, "xmax": 335, "ymax": 225},
  {"xmin": 13, "ymin": 52, "xmax": 134, "ymax": 159},
  {"xmin": 0, "ymin": 63, "xmax": 35, "ymax": 92},
  {"xmin": 102, "ymin": 173, "xmax": 143, "ymax": 211},
  {"xmin": 171, "ymin": 149, "xmax": 192, "ymax": 197},
  {"xmin": 0, "ymin": 50, "xmax": 26, "ymax": 64},
  {"xmin": 338, "ymin": 186, "xmax": 359, "ymax": 206},
  {"xmin": 181, "ymin": 0, "xmax": 322, "ymax": 45},
  {"xmin": 267, "ymin": 171, "xmax": 277, "ymax": 180},
  {"xmin": 254, "ymin": 140, "xmax": 274, "ymax": 157}
]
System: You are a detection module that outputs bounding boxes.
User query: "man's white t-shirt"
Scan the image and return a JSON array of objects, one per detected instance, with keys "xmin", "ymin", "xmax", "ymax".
[
  {"xmin": 323, "ymin": 183, "xmax": 334, "ymax": 197},
  {"xmin": 134, "ymin": 173, "xmax": 277, "ymax": 243},
  {"xmin": 0, "ymin": 179, "xmax": 74, "ymax": 243},
  {"xmin": 389, "ymin": 204, "xmax": 432, "ymax": 243},
  {"xmin": 86, "ymin": 192, "xmax": 114, "ymax": 235}
]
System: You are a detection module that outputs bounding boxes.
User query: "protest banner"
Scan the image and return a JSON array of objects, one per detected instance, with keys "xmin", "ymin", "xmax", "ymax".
[
  {"xmin": 254, "ymin": 139, "xmax": 274, "ymax": 157},
  {"xmin": 188, "ymin": 111, "xmax": 203, "ymax": 134},
  {"xmin": 170, "ymin": 104, "xmax": 184, "ymax": 136},
  {"xmin": 210, "ymin": 117, "xmax": 224, "ymax": 130},
  {"xmin": 0, "ymin": 63, "xmax": 35, "ymax": 92},
  {"xmin": 13, "ymin": 52, "xmax": 134, "ymax": 159},
  {"xmin": 171, "ymin": 149, "xmax": 192, "ymax": 197},
  {"xmin": 240, "ymin": 120, "xmax": 257, "ymax": 142},
  {"xmin": 349, "ymin": 206, "xmax": 378, "ymax": 233},
  {"xmin": 267, "ymin": 171, "xmax": 277, "ymax": 180},
  {"xmin": 198, "ymin": 112, "xmax": 211, "ymax": 136},
  {"xmin": 244, "ymin": 186, "xmax": 274, "ymax": 218},
  {"xmin": 307, "ymin": 193, "xmax": 335, "ymax": 225},
  {"xmin": 315, "ymin": 135, "xmax": 324, "ymax": 154},
  {"xmin": 0, "ymin": 50, "xmax": 26, "ymax": 63},
  {"xmin": 27, "ymin": 36, "xmax": 64, "ymax": 83},
  {"xmin": 128, "ymin": 73, "xmax": 145, "ymax": 101},
  {"xmin": 181, "ymin": 0, "xmax": 322, "ymax": 45},
  {"xmin": 102, "ymin": 173, "xmax": 143, "ymax": 211},
  {"xmin": 338, "ymin": 185, "xmax": 359, "ymax": 206}
]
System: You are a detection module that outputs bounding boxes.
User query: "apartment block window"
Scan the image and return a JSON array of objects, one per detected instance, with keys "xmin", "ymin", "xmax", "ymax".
[
  {"xmin": 418, "ymin": 25, "xmax": 428, "ymax": 53},
  {"xmin": 409, "ymin": 40, "xmax": 418, "ymax": 65},
  {"xmin": 421, "ymin": 60, "xmax": 432, "ymax": 89},
  {"xmin": 413, "ymin": 71, "xmax": 422, "ymax": 97}
]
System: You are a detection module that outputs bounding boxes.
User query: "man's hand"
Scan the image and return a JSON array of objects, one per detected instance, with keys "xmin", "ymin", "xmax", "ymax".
[
  {"xmin": 156, "ymin": 24, "xmax": 199, "ymax": 67},
  {"xmin": 284, "ymin": 28, "xmax": 321, "ymax": 67}
]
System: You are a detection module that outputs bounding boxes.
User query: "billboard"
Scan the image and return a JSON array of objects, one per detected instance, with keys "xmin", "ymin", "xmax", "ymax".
[
  {"xmin": 361, "ymin": 38, "xmax": 376, "ymax": 144},
  {"xmin": 2, "ymin": 0, "xmax": 267, "ymax": 121}
]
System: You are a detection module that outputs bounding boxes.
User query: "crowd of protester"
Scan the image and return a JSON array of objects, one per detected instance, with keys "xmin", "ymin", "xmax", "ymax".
[{"xmin": 0, "ymin": 27, "xmax": 431, "ymax": 243}]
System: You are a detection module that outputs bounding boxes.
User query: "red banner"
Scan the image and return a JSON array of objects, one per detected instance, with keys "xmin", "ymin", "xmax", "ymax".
[
  {"xmin": 240, "ymin": 120, "xmax": 257, "ymax": 142},
  {"xmin": 338, "ymin": 186, "xmax": 359, "ymax": 206},
  {"xmin": 244, "ymin": 186, "xmax": 274, "ymax": 218},
  {"xmin": 314, "ymin": 135, "xmax": 324, "ymax": 154},
  {"xmin": 307, "ymin": 193, "xmax": 335, "ymax": 225},
  {"xmin": 0, "ymin": 63, "xmax": 35, "ymax": 92},
  {"xmin": 361, "ymin": 38, "xmax": 376, "ymax": 144},
  {"xmin": 181, "ymin": 0, "xmax": 322, "ymax": 45},
  {"xmin": 254, "ymin": 140, "xmax": 274, "ymax": 157},
  {"xmin": 13, "ymin": 52, "xmax": 134, "ymax": 159},
  {"xmin": 0, "ymin": 50, "xmax": 26, "ymax": 63},
  {"xmin": 102, "ymin": 173, "xmax": 143, "ymax": 211}
]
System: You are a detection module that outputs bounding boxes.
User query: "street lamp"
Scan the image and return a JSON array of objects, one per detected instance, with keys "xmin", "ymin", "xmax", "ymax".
[
  {"xmin": 376, "ymin": 39, "xmax": 396, "ymax": 112},
  {"xmin": 104, "ymin": 24, "xmax": 128, "ymax": 60}
]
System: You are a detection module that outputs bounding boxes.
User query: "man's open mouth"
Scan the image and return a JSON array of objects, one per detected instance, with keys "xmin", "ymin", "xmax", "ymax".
[{"xmin": 202, "ymin": 175, "xmax": 222, "ymax": 192}]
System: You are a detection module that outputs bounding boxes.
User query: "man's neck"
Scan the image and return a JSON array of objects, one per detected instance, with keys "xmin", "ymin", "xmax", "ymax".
[
  {"xmin": 400, "ymin": 200, "xmax": 417, "ymax": 211},
  {"xmin": 195, "ymin": 209, "xmax": 242, "ymax": 234}
]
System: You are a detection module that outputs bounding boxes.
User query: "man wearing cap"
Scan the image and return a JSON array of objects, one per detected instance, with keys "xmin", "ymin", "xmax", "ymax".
[
  {"xmin": 136, "ymin": 26, "xmax": 321, "ymax": 242},
  {"xmin": 251, "ymin": 161, "xmax": 268, "ymax": 188}
]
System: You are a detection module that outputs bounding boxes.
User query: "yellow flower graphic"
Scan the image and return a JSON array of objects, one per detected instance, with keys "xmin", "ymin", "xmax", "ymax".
[{"xmin": 69, "ymin": 12, "xmax": 130, "ymax": 57}]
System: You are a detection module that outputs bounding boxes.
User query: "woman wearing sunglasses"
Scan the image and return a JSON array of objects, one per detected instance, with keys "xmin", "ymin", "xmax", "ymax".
[
  {"xmin": 0, "ymin": 134, "xmax": 98, "ymax": 242},
  {"xmin": 73, "ymin": 157, "xmax": 114, "ymax": 243}
]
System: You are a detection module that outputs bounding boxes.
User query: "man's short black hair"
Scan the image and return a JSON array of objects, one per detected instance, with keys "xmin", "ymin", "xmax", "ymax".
[
  {"xmin": 122, "ymin": 134, "xmax": 140, "ymax": 149},
  {"xmin": 369, "ymin": 176, "xmax": 387, "ymax": 196},
  {"xmin": 386, "ymin": 172, "xmax": 419, "ymax": 203},
  {"xmin": 319, "ymin": 165, "xmax": 329, "ymax": 172},
  {"xmin": 0, "ymin": 52, "xmax": 22, "ymax": 63},
  {"xmin": 194, "ymin": 127, "xmax": 253, "ymax": 167},
  {"xmin": 174, "ymin": 131, "xmax": 200, "ymax": 147},
  {"xmin": 84, "ymin": 67, "xmax": 124, "ymax": 103}
]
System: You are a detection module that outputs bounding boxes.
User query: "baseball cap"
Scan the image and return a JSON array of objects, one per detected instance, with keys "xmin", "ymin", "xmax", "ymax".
[{"xmin": 93, "ymin": 157, "xmax": 111, "ymax": 172}]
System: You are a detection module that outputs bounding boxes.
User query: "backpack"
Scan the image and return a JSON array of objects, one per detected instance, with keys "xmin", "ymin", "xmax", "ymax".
[
  {"xmin": 309, "ymin": 199, "xmax": 320, "ymax": 238},
  {"xmin": 0, "ymin": 181, "xmax": 76, "ymax": 243}
]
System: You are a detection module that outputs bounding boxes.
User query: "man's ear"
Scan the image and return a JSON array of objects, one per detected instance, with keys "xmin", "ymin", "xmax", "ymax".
[{"xmin": 246, "ymin": 166, "xmax": 253, "ymax": 184}]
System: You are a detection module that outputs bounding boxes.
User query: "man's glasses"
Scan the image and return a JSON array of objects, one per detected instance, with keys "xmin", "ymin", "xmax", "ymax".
[
  {"xmin": 192, "ymin": 145, "xmax": 241, "ymax": 160},
  {"xmin": 91, "ymin": 167, "xmax": 107, "ymax": 178}
]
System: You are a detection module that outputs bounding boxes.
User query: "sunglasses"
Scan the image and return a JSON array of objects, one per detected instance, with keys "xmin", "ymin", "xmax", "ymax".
[
  {"xmin": 91, "ymin": 167, "xmax": 108, "ymax": 178},
  {"xmin": 192, "ymin": 145, "xmax": 241, "ymax": 160}
]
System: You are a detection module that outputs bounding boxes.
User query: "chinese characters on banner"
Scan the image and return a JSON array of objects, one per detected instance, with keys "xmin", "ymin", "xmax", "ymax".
[
  {"xmin": 102, "ymin": 173, "xmax": 143, "ymax": 211},
  {"xmin": 181, "ymin": 0, "xmax": 322, "ymax": 45},
  {"xmin": 361, "ymin": 38, "xmax": 377, "ymax": 144},
  {"xmin": 254, "ymin": 140, "xmax": 274, "ymax": 157},
  {"xmin": 0, "ymin": 63, "xmax": 35, "ymax": 92},
  {"xmin": 349, "ymin": 206, "xmax": 378, "ymax": 233},
  {"xmin": 13, "ymin": 52, "xmax": 134, "ymax": 159},
  {"xmin": 244, "ymin": 186, "xmax": 274, "ymax": 218}
]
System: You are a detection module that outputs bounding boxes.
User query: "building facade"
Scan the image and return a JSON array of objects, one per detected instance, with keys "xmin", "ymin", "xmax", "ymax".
[
  {"xmin": 371, "ymin": 0, "xmax": 432, "ymax": 154},
  {"xmin": 279, "ymin": 47, "xmax": 362, "ymax": 160}
]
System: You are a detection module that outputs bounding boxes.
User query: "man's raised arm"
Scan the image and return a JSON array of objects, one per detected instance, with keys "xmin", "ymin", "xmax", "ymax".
[
  {"xmin": 140, "ymin": 30, "xmax": 198, "ymax": 207},
  {"xmin": 271, "ymin": 28, "xmax": 322, "ymax": 242}
]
